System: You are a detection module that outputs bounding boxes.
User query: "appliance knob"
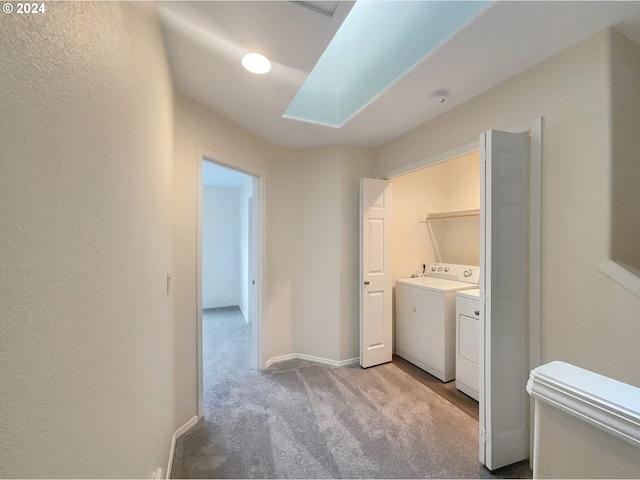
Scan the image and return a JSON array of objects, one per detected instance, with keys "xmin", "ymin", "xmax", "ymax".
[
  {"xmin": 463, "ymin": 269, "xmax": 472, "ymax": 277},
  {"xmin": 431, "ymin": 267, "xmax": 436, "ymax": 271},
  {"xmin": 438, "ymin": 267, "xmax": 442, "ymax": 271},
  {"xmin": 444, "ymin": 267, "xmax": 449, "ymax": 272}
]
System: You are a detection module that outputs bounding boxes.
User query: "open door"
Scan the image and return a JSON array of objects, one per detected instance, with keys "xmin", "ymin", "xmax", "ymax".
[
  {"xmin": 359, "ymin": 178, "xmax": 392, "ymax": 368},
  {"xmin": 479, "ymin": 130, "xmax": 530, "ymax": 470},
  {"xmin": 248, "ymin": 180, "xmax": 260, "ymax": 370}
]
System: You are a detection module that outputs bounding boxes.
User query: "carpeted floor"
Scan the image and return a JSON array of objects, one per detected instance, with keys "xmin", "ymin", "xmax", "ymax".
[{"xmin": 170, "ymin": 307, "xmax": 532, "ymax": 479}]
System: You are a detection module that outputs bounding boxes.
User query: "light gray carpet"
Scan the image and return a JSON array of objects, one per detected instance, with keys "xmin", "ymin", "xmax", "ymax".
[{"xmin": 171, "ymin": 307, "xmax": 531, "ymax": 479}]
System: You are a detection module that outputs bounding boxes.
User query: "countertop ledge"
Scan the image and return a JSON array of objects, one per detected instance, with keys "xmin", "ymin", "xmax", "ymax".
[{"xmin": 527, "ymin": 361, "xmax": 640, "ymax": 448}]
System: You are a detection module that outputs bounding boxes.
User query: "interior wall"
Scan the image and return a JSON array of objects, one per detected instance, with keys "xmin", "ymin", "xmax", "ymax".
[
  {"xmin": 391, "ymin": 161, "xmax": 445, "ymax": 279},
  {"xmin": 202, "ymin": 186, "xmax": 241, "ymax": 309},
  {"xmin": 374, "ymin": 29, "xmax": 640, "ymax": 388},
  {"xmin": 292, "ymin": 148, "xmax": 343, "ymax": 361},
  {"xmin": 291, "ymin": 145, "xmax": 374, "ymax": 361},
  {"xmin": 173, "ymin": 94, "xmax": 297, "ymax": 427},
  {"xmin": 390, "ymin": 151, "xmax": 480, "ymax": 281},
  {"xmin": 239, "ymin": 177, "xmax": 253, "ymax": 321},
  {"xmin": 0, "ymin": 3, "xmax": 175, "ymax": 477},
  {"xmin": 611, "ymin": 30, "xmax": 640, "ymax": 271},
  {"xmin": 533, "ymin": 401, "xmax": 640, "ymax": 478},
  {"xmin": 439, "ymin": 152, "xmax": 481, "ymax": 265},
  {"xmin": 339, "ymin": 147, "xmax": 375, "ymax": 360}
]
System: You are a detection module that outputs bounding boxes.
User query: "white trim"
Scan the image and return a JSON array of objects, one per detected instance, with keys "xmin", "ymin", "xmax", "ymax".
[
  {"xmin": 598, "ymin": 260, "xmax": 640, "ymax": 297},
  {"xmin": 527, "ymin": 361, "xmax": 640, "ymax": 449},
  {"xmin": 264, "ymin": 353, "xmax": 297, "ymax": 369},
  {"xmin": 166, "ymin": 415, "xmax": 199, "ymax": 479},
  {"xmin": 196, "ymin": 158, "xmax": 204, "ymax": 420},
  {"xmin": 385, "ymin": 140, "xmax": 478, "ymax": 179},
  {"xmin": 238, "ymin": 303, "xmax": 249, "ymax": 324},
  {"xmin": 265, "ymin": 353, "xmax": 360, "ymax": 370},
  {"xmin": 202, "ymin": 302, "xmax": 242, "ymax": 310},
  {"xmin": 297, "ymin": 353, "xmax": 360, "ymax": 367}
]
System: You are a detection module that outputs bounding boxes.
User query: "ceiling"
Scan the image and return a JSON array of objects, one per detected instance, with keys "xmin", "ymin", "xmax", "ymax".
[{"xmin": 159, "ymin": 1, "xmax": 640, "ymax": 150}]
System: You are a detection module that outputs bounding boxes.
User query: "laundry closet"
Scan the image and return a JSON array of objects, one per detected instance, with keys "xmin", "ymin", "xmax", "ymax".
[
  {"xmin": 360, "ymin": 127, "xmax": 535, "ymax": 470},
  {"xmin": 390, "ymin": 151, "xmax": 481, "ymax": 398}
]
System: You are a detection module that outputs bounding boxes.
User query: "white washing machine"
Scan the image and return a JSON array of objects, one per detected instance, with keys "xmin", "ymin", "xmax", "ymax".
[{"xmin": 396, "ymin": 262, "xmax": 479, "ymax": 382}]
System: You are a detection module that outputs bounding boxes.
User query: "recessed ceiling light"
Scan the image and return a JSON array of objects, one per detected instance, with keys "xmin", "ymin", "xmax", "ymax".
[{"xmin": 242, "ymin": 52, "xmax": 271, "ymax": 74}]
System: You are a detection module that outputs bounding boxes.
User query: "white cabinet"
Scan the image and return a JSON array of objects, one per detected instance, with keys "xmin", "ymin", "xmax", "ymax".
[
  {"xmin": 456, "ymin": 290, "xmax": 480, "ymax": 400},
  {"xmin": 396, "ymin": 282, "xmax": 457, "ymax": 382}
]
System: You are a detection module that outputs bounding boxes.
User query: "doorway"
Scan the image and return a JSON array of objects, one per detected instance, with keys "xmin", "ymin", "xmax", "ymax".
[{"xmin": 197, "ymin": 156, "xmax": 263, "ymax": 419}]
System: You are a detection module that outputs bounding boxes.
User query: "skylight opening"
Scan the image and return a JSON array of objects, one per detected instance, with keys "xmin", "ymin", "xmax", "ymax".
[{"xmin": 283, "ymin": 1, "xmax": 490, "ymax": 127}]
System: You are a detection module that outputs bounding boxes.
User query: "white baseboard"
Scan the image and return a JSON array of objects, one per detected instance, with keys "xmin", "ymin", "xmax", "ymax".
[
  {"xmin": 264, "ymin": 353, "xmax": 297, "ymax": 369},
  {"xmin": 166, "ymin": 415, "xmax": 199, "ymax": 479},
  {"xmin": 238, "ymin": 304, "xmax": 249, "ymax": 323},
  {"xmin": 264, "ymin": 353, "xmax": 359, "ymax": 370},
  {"xmin": 202, "ymin": 302, "xmax": 238, "ymax": 310}
]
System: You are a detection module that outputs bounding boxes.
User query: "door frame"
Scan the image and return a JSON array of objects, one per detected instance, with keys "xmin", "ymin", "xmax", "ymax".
[
  {"xmin": 381, "ymin": 118, "xmax": 541, "ymax": 376},
  {"xmin": 197, "ymin": 149, "xmax": 265, "ymax": 419}
]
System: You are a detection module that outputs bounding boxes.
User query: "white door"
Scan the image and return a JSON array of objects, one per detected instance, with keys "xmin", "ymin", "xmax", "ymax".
[
  {"xmin": 249, "ymin": 180, "xmax": 260, "ymax": 370},
  {"xmin": 359, "ymin": 178, "xmax": 392, "ymax": 368},
  {"xmin": 479, "ymin": 130, "xmax": 530, "ymax": 470}
]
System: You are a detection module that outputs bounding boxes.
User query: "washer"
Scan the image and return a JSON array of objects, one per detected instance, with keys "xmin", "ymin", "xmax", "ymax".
[
  {"xmin": 456, "ymin": 288, "xmax": 481, "ymax": 400},
  {"xmin": 396, "ymin": 262, "xmax": 479, "ymax": 382}
]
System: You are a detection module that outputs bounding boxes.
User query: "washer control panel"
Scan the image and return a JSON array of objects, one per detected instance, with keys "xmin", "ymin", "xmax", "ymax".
[{"xmin": 427, "ymin": 263, "xmax": 480, "ymax": 284}]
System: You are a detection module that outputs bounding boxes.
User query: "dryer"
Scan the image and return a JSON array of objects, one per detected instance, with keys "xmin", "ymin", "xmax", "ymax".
[
  {"xmin": 456, "ymin": 288, "xmax": 481, "ymax": 400},
  {"xmin": 396, "ymin": 262, "xmax": 479, "ymax": 382}
]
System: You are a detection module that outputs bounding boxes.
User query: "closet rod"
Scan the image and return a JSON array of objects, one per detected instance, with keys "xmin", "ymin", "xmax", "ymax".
[{"xmin": 422, "ymin": 208, "xmax": 480, "ymax": 222}]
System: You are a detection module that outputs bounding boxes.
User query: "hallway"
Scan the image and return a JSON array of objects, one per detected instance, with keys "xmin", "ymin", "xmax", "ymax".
[{"xmin": 170, "ymin": 308, "xmax": 531, "ymax": 478}]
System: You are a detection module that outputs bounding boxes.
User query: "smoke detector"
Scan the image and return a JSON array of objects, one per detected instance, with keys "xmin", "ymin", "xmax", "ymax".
[{"xmin": 429, "ymin": 90, "xmax": 449, "ymax": 105}]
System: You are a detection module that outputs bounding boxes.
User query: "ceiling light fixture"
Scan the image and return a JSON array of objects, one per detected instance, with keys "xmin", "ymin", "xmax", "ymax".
[{"xmin": 242, "ymin": 52, "xmax": 271, "ymax": 74}]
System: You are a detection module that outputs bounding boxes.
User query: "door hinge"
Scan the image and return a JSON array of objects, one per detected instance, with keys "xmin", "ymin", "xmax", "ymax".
[
  {"xmin": 480, "ymin": 427, "xmax": 487, "ymax": 445},
  {"xmin": 480, "ymin": 290, "xmax": 488, "ymax": 305}
]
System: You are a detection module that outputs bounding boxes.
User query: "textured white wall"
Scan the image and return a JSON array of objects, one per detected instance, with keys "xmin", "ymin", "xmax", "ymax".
[
  {"xmin": 528, "ymin": 29, "xmax": 640, "ymax": 480},
  {"xmin": 611, "ymin": 30, "xmax": 640, "ymax": 270},
  {"xmin": 202, "ymin": 186, "xmax": 241, "ymax": 308},
  {"xmin": 292, "ymin": 148, "xmax": 343, "ymax": 361},
  {"xmin": 0, "ymin": 3, "xmax": 174, "ymax": 477},
  {"xmin": 290, "ymin": 145, "xmax": 373, "ymax": 361}
]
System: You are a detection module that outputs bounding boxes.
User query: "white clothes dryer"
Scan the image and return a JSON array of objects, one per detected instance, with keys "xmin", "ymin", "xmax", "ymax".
[
  {"xmin": 395, "ymin": 262, "xmax": 479, "ymax": 382},
  {"xmin": 456, "ymin": 288, "xmax": 481, "ymax": 400}
]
